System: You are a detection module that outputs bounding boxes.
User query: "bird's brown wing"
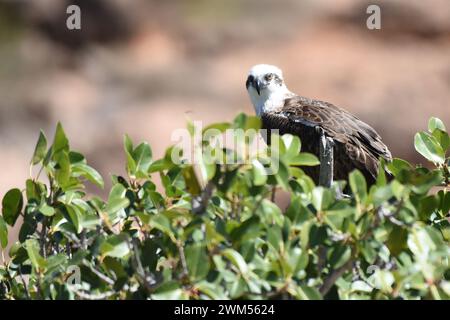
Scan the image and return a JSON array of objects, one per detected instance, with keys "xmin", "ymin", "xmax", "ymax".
[{"xmin": 262, "ymin": 96, "xmax": 392, "ymax": 182}]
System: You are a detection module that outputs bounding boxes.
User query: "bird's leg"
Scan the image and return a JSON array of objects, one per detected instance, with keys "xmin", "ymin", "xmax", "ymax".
[{"xmin": 317, "ymin": 127, "xmax": 334, "ymax": 188}]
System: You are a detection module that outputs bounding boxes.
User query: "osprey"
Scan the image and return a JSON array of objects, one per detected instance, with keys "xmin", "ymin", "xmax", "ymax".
[{"xmin": 246, "ymin": 64, "xmax": 392, "ymax": 186}]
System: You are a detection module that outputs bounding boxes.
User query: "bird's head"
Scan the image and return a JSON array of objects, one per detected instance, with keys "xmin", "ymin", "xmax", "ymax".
[{"xmin": 246, "ymin": 64, "xmax": 290, "ymax": 114}]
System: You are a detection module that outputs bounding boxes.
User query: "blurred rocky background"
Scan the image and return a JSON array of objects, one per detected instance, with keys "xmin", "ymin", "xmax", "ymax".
[{"xmin": 0, "ymin": 0, "xmax": 449, "ymax": 200}]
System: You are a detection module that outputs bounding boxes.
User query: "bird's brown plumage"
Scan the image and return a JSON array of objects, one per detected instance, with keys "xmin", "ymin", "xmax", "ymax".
[{"xmin": 261, "ymin": 95, "xmax": 392, "ymax": 186}]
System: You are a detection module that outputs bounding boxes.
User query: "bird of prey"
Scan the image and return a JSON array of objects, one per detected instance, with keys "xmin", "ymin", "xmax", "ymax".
[{"xmin": 245, "ymin": 64, "xmax": 392, "ymax": 186}]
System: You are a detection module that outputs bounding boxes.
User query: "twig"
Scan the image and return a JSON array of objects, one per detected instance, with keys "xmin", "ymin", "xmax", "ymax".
[
  {"xmin": 317, "ymin": 245, "xmax": 327, "ymax": 274},
  {"xmin": 192, "ymin": 181, "xmax": 214, "ymax": 215},
  {"xmin": 270, "ymin": 186, "xmax": 277, "ymax": 202},
  {"xmin": 1, "ymin": 249, "xmax": 5, "ymax": 265},
  {"xmin": 250, "ymin": 189, "xmax": 272, "ymax": 217},
  {"xmin": 71, "ymin": 288, "xmax": 115, "ymax": 300},
  {"xmin": 177, "ymin": 241, "xmax": 189, "ymax": 279},
  {"xmin": 39, "ymin": 219, "xmax": 47, "ymax": 259},
  {"xmin": 18, "ymin": 268, "xmax": 31, "ymax": 300},
  {"xmin": 84, "ymin": 261, "xmax": 115, "ymax": 286},
  {"xmin": 319, "ymin": 258, "xmax": 354, "ymax": 296},
  {"xmin": 36, "ymin": 274, "xmax": 44, "ymax": 300},
  {"xmin": 129, "ymin": 238, "xmax": 158, "ymax": 294}
]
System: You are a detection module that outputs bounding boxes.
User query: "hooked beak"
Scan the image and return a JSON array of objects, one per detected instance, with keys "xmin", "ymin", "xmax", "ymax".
[{"xmin": 246, "ymin": 75, "xmax": 261, "ymax": 95}]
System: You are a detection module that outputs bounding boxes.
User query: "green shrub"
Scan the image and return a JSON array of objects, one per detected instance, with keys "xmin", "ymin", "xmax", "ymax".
[{"xmin": 0, "ymin": 115, "xmax": 449, "ymax": 300}]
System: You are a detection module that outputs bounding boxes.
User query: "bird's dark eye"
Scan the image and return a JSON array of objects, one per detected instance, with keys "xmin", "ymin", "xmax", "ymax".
[{"xmin": 265, "ymin": 73, "xmax": 273, "ymax": 81}]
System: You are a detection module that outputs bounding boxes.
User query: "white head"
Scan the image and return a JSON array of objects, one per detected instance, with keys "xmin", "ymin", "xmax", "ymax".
[{"xmin": 246, "ymin": 64, "xmax": 291, "ymax": 115}]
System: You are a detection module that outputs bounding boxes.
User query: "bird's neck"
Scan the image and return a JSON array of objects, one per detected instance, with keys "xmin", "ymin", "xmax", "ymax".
[{"xmin": 251, "ymin": 86, "xmax": 293, "ymax": 116}]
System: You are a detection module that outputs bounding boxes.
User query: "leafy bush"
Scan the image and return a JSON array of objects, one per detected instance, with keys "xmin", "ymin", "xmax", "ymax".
[{"xmin": 0, "ymin": 115, "xmax": 449, "ymax": 300}]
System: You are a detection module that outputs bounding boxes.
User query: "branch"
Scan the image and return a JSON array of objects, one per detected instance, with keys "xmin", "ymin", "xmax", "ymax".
[
  {"xmin": 177, "ymin": 241, "xmax": 189, "ymax": 279},
  {"xmin": 319, "ymin": 258, "xmax": 353, "ymax": 297},
  {"xmin": 192, "ymin": 181, "xmax": 214, "ymax": 215},
  {"xmin": 72, "ymin": 288, "xmax": 115, "ymax": 300},
  {"xmin": 318, "ymin": 129, "xmax": 334, "ymax": 188},
  {"xmin": 39, "ymin": 218, "xmax": 48, "ymax": 259},
  {"xmin": 84, "ymin": 260, "xmax": 115, "ymax": 286},
  {"xmin": 18, "ymin": 268, "xmax": 31, "ymax": 300},
  {"xmin": 129, "ymin": 238, "xmax": 159, "ymax": 293}
]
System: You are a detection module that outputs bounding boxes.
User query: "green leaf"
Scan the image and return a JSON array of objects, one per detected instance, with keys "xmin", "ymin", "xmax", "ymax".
[
  {"xmin": 25, "ymin": 239, "xmax": 47, "ymax": 270},
  {"xmin": 233, "ymin": 113, "xmax": 247, "ymax": 129},
  {"xmin": 351, "ymin": 280, "xmax": 373, "ymax": 293},
  {"xmin": 182, "ymin": 166, "xmax": 201, "ymax": 196},
  {"xmin": 197, "ymin": 148, "xmax": 216, "ymax": 182},
  {"xmin": 289, "ymin": 153, "xmax": 320, "ymax": 166},
  {"xmin": 439, "ymin": 190, "xmax": 450, "ymax": 215},
  {"xmin": 152, "ymin": 282, "xmax": 188, "ymax": 300},
  {"xmin": 185, "ymin": 244, "xmax": 210, "ymax": 281},
  {"xmin": 106, "ymin": 184, "xmax": 130, "ymax": 215},
  {"xmin": 72, "ymin": 163, "xmax": 104, "ymax": 188},
  {"xmin": 64, "ymin": 204, "xmax": 82, "ymax": 234},
  {"xmin": 106, "ymin": 197, "xmax": 129, "ymax": 217},
  {"xmin": 0, "ymin": 216, "xmax": 8, "ymax": 248},
  {"xmin": 369, "ymin": 270, "xmax": 394, "ymax": 294},
  {"xmin": 428, "ymin": 117, "xmax": 446, "ymax": 132},
  {"xmin": 282, "ymin": 134, "xmax": 301, "ymax": 160},
  {"xmin": 407, "ymin": 226, "xmax": 441, "ymax": 261},
  {"xmin": 267, "ymin": 225, "xmax": 283, "ymax": 252},
  {"xmin": 52, "ymin": 122, "xmax": 69, "ymax": 155},
  {"xmin": 149, "ymin": 157, "xmax": 175, "ymax": 174},
  {"xmin": 414, "ymin": 132, "xmax": 445, "ymax": 164},
  {"xmin": 372, "ymin": 185, "xmax": 393, "ymax": 206},
  {"xmin": 124, "ymin": 134, "xmax": 134, "ymax": 154},
  {"xmin": 150, "ymin": 214, "xmax": 175, "ymax": 239},
  {"xmin": 203, "ymin": 122, "xmax": 231, "ymax": 135},
  {"xmin": 186, "ymin": 117, "xmax": 196, "ymax": 136},
  {"xmin": 222, "ymin": 249, "xmax": 248, "ymax": 275},
  {"xmin": 229, "ymin": 216, "xmax": 260, "ymax": 244},
  {"xmin": 288, "ymin": 247, "xmax": 309, "ymax": 273},
  {"xmin": 232, "ymin": 113, "xmax": 261, "ymax": 131},
  {"xmin": 324, "ymin": 205, "xmax": 354, "ymax": 231},
  {"xmin": 251, "ymin": 159, "xmax": 267, "ymax": 186},
  {"xmin": 386, "ymin": 225, "xmax": 408, "ymax": 256},
  {"xmin": 311, "ymin": 187, "xmax": 333, "ymax": 211},
  {"xmin": 68, "ymin": 151, "xmax": 86, "ymax": 164},
  {"xmin": 54, "ymin": 151, "xmax": 71, "ymax": 187},
  {"xmin": 349, "ymin": 170, "xmax": 367, "ymax": 204},
  {"xmin": 19, "ymin": 214, "xmax": 37, "ymax": 243},
  {"xmin": 39, "ymin": 203, "xmax": 55, "ymax": 217},
  {"xmin": 300, "ymin": 220, "xmax": 313, "ymax": 250},
  {"xmin": 141, "ymin": 239, "xmax": 159, "ymax": 272},
  {"xmin": 432, "ymin": 129, "xmax": 450, "ymax": 152},
  {"xmin": 26, "ymin": 179, "xmax": 45, "ymax": 201},
  {"xmin": 387, "ymin": 158, "xmax": 412, "ymax": 177},
  {"xmin": 31, "ymin": 130, "xmax": 47, "ymax": 165},
  {"xmin": 124, "ymin": 134, "xmax": 137, "ymax": 176},
  {"xmin": 244, "ymin": 115, "xmax": 261, "ymax": 131},
  {"xmin": 132, "ymin": 142, "xmax": 152, "ymax": 178},
  {"xmin": 329, "ymin": 245, "xmax": 351, "ymax": 268},
  {"xmin": 261, "ymin": 199, "xmax": 283, "ymax": 226},
  {"xmin": 100, "ymin": 234, "xmax": 130, "ymax": 258},
  {"xmin": 275, "ymin": 160, "xmax": 290, "ymax": 191},
  {"xmin": 376, "ymin": 158, "xmax": 387, "ymax": 187},
  {"xmin": 46, "ymin": 254, "xmax": 67, "ymax": 273},
  {"xmin": 2, "ymin": 188, "xmax": 23, "ymax": 226},
  {"xmin": 295, "ymin": 285, "xmax": 322, "ymax": 300},
  {"xmin": 196, "ymin": 281, "xmax": 227, "ymax": 299}
]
